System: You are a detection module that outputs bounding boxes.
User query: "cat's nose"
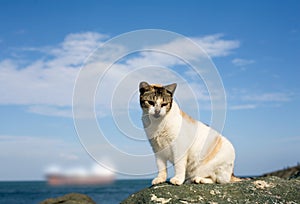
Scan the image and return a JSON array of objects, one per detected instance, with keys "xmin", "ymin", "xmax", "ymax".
[{"xmin": 154, "ymin": 109, "xmax": 160, "ymax": 115}]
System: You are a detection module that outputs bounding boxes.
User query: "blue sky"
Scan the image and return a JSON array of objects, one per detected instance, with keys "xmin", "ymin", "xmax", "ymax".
[{"xmin": 0, "ymin": 0, "xmax": 299, "ymax": 180}]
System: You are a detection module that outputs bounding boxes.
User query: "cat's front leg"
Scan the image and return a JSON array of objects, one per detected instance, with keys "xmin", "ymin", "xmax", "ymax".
[
  {"xmin": 170, "ymin": 157, "xmax": 186, "ymax": 185},
  {"xmin": 152, "ymin": 156, "xmax": 167, "ymax": 185}
]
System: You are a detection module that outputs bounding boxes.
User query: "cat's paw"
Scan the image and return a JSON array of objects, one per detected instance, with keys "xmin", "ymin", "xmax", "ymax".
[
  {"xmin": 192, "ymin": 176, "xmax": 214, "ymax": 184},
  {"xmin": 170, "ymin": 177, "xmax": 184, "ymax": 185},
  {"xmin": 152, "ymin": 177, "xmax": 166, "ymax": 185}
]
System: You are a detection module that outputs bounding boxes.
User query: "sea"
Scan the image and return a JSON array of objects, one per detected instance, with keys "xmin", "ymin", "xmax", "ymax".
[{"xmin": 0, "ymin": 179, "xmax": 151, "ymax": 204}]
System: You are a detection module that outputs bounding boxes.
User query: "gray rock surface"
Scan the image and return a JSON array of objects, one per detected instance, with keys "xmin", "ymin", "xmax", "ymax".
[
  {"xmin": 121, "ymin": 176, "xmax": 300, "ymax": 204},
  {"xmin": 262, "ymin": 163, "xmax": 300, "ymax": 179},
  {"xmin": 40, "ymin": 193, "xmax": 96, "ymax": 204}
]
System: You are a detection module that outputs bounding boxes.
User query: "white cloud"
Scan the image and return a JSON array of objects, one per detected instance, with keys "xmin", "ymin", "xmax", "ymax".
[
  {"xmin": 242, "ymin": 92, "xmax": 292, "ymax": 102},
  {"xmin": 27, "ymin": 105, "xmax": 73, "ymax": 117},
  {"xmin": 227, "ymin": 90, "xmax": 292, "ymax": 111},
  {"xmin": 232, "ymin": 58, "xmax": 255, "ymax": 66},
  {"xmin": 229, "ymin": 104, "xmax": 257, "ymax": 110},
  {"xmin": 0, "ymin": 32, "xmax": 241, "ymax": 117},
  {"xmin": 194, "ymin": 34, "xmax": 240, "ymax": 57},
  {"xmin": 0, "ymin": 32, "xmax": 105, "ymax": 114},
  {"xmin": 0, "ymin": 59, "xmax": 78, "ymax": 106},
  {"xmin": 0, "ymin": 31, "xmax": 293, "ymax": 117},
  {"xmin": 121, "ymin": 34, "xmax": 240, "ymax": 71}
]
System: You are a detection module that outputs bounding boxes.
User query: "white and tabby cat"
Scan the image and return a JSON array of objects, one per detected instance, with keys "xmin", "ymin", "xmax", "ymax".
[{"xmin": 139, "ymin": 81, "xmax": 238, "ymax": 185}]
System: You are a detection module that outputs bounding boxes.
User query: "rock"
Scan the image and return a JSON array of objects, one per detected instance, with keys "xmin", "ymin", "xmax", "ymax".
[
  {"xmin": 39, "ymin": 193, "xmax": 96, "ymax": 204},
  {"xmin": 121, "ymin": 176, "xmax": 300, "ymax": 204},
  {"xmin": 262, "ymin": 164, "xmax": 300, "ymax": 179}
]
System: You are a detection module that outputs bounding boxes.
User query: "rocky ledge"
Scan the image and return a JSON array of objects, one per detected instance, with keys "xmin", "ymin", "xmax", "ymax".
[{"xmin": 121, "ymin": 176, "xmax": 300, "ymax": 204}]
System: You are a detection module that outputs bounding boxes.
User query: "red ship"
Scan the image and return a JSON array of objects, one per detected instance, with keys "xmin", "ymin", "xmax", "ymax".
[{"xmin": 45, "ymin": 165, "xmax": 115, "ymax": 186}]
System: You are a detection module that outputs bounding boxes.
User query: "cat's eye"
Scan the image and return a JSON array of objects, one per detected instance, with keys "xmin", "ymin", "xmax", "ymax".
[
  {"xmin": 148, "ymin": 101, "xmax": 155, "ymax": 106},
  {"xmin": 161, "ymin": 103, "xmax": 168, "ymax": 107}
]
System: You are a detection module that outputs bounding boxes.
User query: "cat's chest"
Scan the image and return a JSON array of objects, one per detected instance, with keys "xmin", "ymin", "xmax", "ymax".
[{"xmin": 148, "ymin": 127, "xmax": 175, "ymax": 152}]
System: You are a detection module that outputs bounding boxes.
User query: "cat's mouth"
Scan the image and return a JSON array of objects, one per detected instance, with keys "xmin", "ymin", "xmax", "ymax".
[{"xmin": 153, "ymin": 113, "xmax": 161, "ymax": 118}]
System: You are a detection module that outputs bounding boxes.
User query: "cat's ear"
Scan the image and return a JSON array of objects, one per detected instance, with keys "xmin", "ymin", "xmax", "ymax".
[
  {"xmin": 139, "ymin": 81, "xmax": 150, "ymax": 94},
  {"xmin": 164, "ymin": 83, "xmax": 177, "ymax": 95}
]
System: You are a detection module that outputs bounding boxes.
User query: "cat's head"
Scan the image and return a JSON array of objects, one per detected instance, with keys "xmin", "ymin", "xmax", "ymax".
[{"xmin": 139, "ymin": 81, "xmax": 177, "ymax": 118}]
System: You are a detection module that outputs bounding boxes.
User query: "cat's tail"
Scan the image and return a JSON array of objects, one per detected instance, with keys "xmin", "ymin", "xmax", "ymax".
[{"xmin": 230, "ymin": 174, "xmax": 251, "ymax": 182}]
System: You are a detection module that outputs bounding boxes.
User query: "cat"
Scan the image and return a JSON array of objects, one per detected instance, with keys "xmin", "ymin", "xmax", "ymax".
[{"xmin": 139, "ymin": 81, "xmax": 238, "ymax": 185}]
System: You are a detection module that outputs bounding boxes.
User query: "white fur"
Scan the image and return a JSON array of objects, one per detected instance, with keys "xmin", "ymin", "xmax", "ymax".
[{"xmin": 143, "ymin": 102, "xmax": 235, "ymax": 185}]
